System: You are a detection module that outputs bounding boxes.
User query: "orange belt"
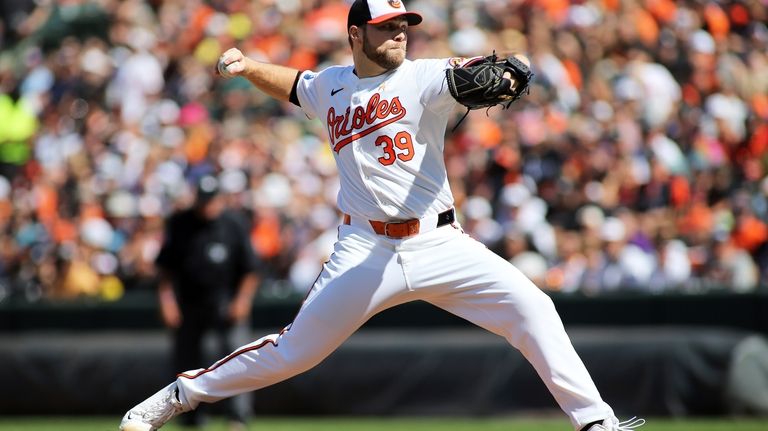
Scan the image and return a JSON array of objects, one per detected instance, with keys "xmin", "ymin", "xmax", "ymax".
[{"xmin": 343, "ymin": 208, "xmax": 455, "ymax": 239}]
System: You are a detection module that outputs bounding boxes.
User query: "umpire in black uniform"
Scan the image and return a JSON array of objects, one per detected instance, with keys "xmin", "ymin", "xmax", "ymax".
[{"xmin": 155, "ymin": 174, "xmax": 260, "ymax": 430}]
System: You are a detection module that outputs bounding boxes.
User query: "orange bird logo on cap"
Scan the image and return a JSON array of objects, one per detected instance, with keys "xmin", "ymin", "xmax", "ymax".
[{"xmin": 388, "ymin": 0, "xmax": 402, "ymax": 8}]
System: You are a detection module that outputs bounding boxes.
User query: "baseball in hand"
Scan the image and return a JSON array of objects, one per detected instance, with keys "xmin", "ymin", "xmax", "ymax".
[
  {"xmin": 217, "ymin": 49, "xmax": 245, "ymax": 78},
  {"xmin": 217, "ymin": 58, "xmax": 237, "ymax": 78}
]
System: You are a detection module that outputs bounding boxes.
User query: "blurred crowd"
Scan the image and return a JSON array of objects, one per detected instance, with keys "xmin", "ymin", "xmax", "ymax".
[{"xmin": 0, "ymin": 0, "xmax": 766, "ymax": 303}]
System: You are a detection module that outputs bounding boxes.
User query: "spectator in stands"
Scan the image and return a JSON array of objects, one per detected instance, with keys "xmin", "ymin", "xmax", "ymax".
[{"xmin": 0, "ymin": 0, "xmax": 765, "ymax": 302}]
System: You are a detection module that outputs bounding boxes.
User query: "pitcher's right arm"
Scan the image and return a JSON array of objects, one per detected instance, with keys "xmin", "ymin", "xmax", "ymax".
[{"xmin": 218, "ymin": 48, "xmax": 301, "ymax": 103}]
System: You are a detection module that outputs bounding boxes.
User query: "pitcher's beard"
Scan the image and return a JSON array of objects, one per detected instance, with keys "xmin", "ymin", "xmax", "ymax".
[{"xmin": 363, "ymin": 37, "xmax": 405, "ymax": 70}]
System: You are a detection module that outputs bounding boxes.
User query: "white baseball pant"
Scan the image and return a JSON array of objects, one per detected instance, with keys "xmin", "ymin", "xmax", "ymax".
[{"xmin": 174, "ymin": 220, "xmax": 614, "ymax": 429}]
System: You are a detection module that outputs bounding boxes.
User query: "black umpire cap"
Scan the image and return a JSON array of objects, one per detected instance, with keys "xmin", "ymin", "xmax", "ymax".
[{"xmin": 195, "ymin": 175, "xmax": 220, "ymax": 203}]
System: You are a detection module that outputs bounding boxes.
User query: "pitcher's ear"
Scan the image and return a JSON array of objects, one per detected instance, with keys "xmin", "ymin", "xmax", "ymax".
[{"xmin": 350, "ymin": 25, "xmax": 365, "ymax": 40}]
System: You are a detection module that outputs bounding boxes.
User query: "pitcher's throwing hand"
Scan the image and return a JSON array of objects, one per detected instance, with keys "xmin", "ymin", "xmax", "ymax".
[{"xmin": 217, "ymin": 48, "xmax": 246, "ymax": 78}]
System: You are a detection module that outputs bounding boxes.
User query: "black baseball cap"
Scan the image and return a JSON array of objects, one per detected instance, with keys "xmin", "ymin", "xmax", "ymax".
[
  {"xmin": 347, "ymin": 0, "xmax": 423, "ymax": 29},
  {"xmin": 195, "ymin": 175, "xmax": 220, "ymax": 202}
]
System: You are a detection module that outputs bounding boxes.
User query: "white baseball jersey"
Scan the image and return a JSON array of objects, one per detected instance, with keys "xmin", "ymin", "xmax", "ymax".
[
  {"xmin": 295, "ymin": 58, "xmax": 458, "ymax": 221},
  {"xmin": 147, "ymin": 58, "xmax": 618, "ymax": 431}
]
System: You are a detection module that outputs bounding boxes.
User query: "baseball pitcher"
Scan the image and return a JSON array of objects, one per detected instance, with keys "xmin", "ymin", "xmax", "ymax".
[{"xmin": 120, "ymin": 1, "xmax": 644, "ymax": 431}]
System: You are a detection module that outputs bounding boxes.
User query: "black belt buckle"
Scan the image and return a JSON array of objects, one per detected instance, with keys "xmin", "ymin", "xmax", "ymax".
[{"xmin": 436, "ymin": 208, "xmax": 455, "ymax": 227}]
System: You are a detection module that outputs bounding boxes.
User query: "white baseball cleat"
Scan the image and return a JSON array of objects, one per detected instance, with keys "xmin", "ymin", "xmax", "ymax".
[
  {"xmin": 119, "ymin": 382, "xmax": 188, "ymax": 431},
  {"xmin": 586, "ymin": 416, "xmax": 646, "ymax": 431}
]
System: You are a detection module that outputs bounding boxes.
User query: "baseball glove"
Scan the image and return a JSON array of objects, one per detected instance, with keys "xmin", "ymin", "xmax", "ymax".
[{"xmin": 445, "ymin": 53, "xmax": 534, "ymax": 111}]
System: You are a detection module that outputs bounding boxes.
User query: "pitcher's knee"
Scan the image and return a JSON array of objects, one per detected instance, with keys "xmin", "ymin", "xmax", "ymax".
[
  {"xmin": 504, "ymin": 285, "xmax": 560, "ymax": 343},
  {"xmin": 513, "ymin": 281, "xmax": 556, "ymax": 315},
  {"xmin": 271, "ymin": 341, "xmax": 330, "ymax": 378},
  {"xmin": 282, "ymin": 352, "xmax": 322, "ymax": 375},
  {"xmin": 532, "ymin": 287, "xmax": 557, "ymax": 312}
]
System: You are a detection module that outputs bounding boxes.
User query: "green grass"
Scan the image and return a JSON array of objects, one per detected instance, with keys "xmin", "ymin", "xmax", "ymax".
[{"xmin": 0, "ymin": 417, "xmax": 766, "ymax": 431}]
